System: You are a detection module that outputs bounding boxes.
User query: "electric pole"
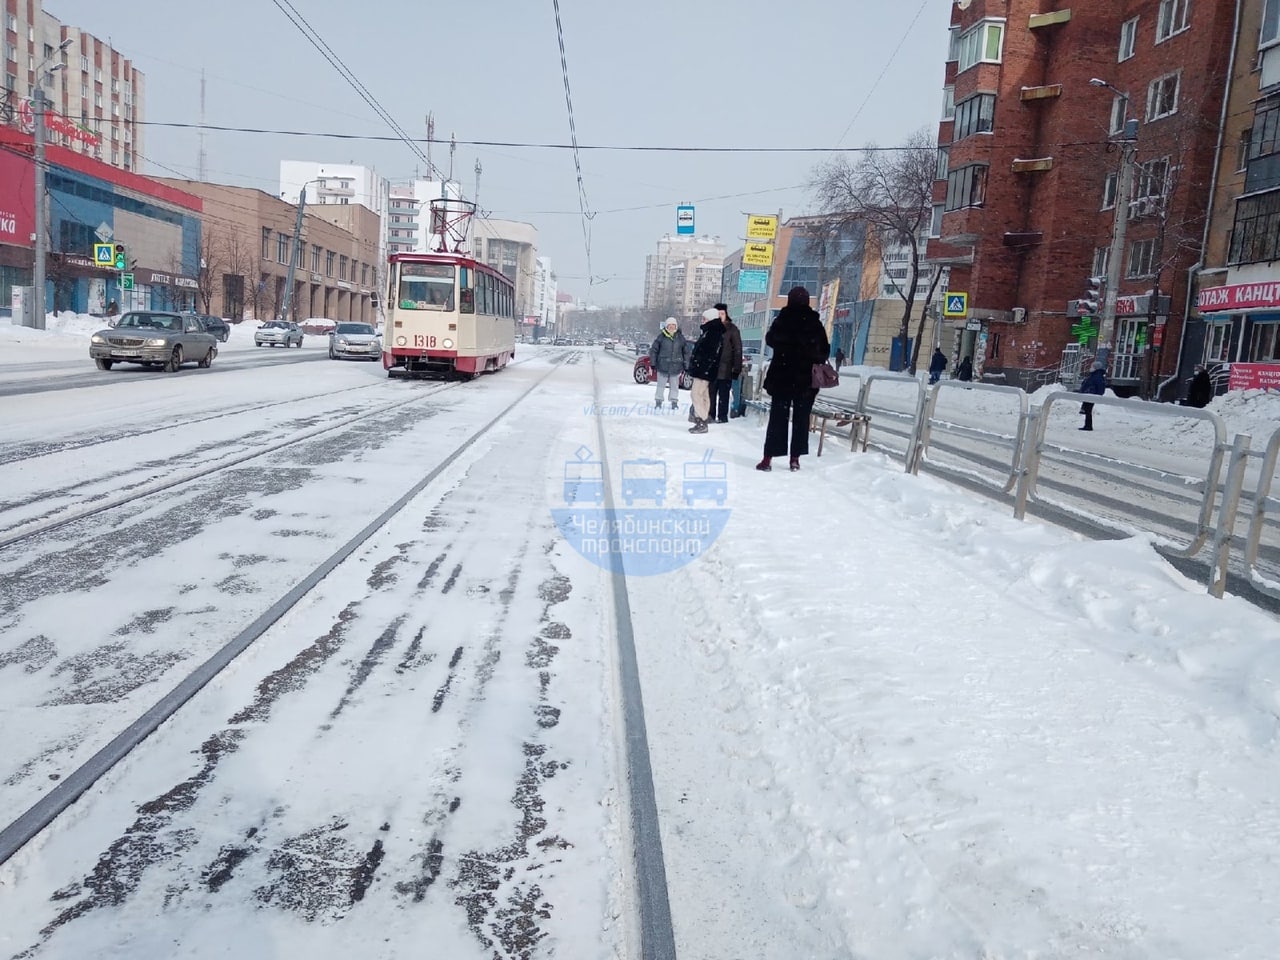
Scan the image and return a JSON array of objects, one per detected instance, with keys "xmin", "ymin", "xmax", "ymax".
[
  {"xmin": 279, "ymin": 184, "xmax": 309, "ymax": 322},
  {"xmin": 31, "ymin": 80, "xmax": 48, "ymax": 330}
]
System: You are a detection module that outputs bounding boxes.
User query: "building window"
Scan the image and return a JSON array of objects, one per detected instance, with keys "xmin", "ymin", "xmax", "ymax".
[
  {"xmin": 1239, "ymin": 127, "xmax": 1254, "ymax": 171},
  {"xmin": 1229, "ymin": 189, "xmax": 1280, "ymax": 263},
  {"xmin": 1250, "ymin": 105, "xmax": 1280, "ymax": 160},
  {"xmin": 277, "ymin": 232, "xmax": 289, "ymax": 263},
  {"xmin": 4, "ymin": 43, "xmax": 15, "ymax": 63},
  {"xmin": 362, "ymin": 263, "xmax": 369, "ymax": 285},
  {"xmin": 946, "ymin": 25, "xmax": 960, "ymax": 62},
  {"xmin": 1092, "ymin": 246, "xmax": 1110, "ymax": 278},
  {"xmin": 311, "ymin": 244, "xmax": 321, "ymax": 271},
  {"xmin": 261, "ymin": 227, "xmax": 271, "ymax": 261},
  {"xmin": 1205, "ymin": 322, "xmax": 1231, "ymax": 361},
  {"xmin": 1146, "ymin": 72, "xmax": 1180, "ymax": 121},
  {"xmin": 326, "ymin": 251, "xmax": 336, "ymax": 276},
  {"xmin": 1127, "ymin": 238, "xmax": 1157, "ymax": 277},
  {"xmin": 953, "ymin": 93, "xmax": 996, "ymax": 140},
  {"xmin": 339, "ymin": 255, "xmax": 348, "ymax": 280},
  {"xmin": 1102, "ymin": 172, "xmax": 1118, "ymax": 209},
  {"xmin": 1133, "ymin": 157, "xmax": 1170, "ymax": 207},
  {"xmin": 1156, "ymin": 0, "xmax": 1191, "ymax": 42},
  {"xmin": 80, "ymin": 56, "xmax": 88, "ymax": 72},
  {"xmin": 1251, "ymin": 321, "xmax": 1280, "ymax": 361},
  {"xmin": 1110, "ymin": 95, "xmax": 1128, "ymax": 135},
  {"xmin": 956, "ymin": 19, "xmax": 1005, "ymax": 72},
  {"xmin": 944, "ymin": 164, "xmax": 988, "ymax": 211},
  {"xmin": 1265, "ymin": 0, "xmax": 1280, "ymax": 48},
  {"xmin": 935, "ymin": 146, "xmax": 950, "ymax": 181},
  {"xmin": 941, "ymin": 85, "xmax": 955, "ymax": 120},
  {"xmin": 1119, "ymin": 17, "xmax": 1139, "ymax": 60}
]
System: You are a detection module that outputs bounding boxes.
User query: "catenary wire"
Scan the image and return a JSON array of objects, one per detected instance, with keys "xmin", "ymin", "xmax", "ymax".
[{"xmin": 551, "ymin": 0, "xmax": 595, "ymax": 290}]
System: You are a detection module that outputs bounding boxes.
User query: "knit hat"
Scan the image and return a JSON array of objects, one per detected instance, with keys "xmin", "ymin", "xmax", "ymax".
[
  {"xmin": 1091, "ymin": 361, "xmax": 1105, "ymax": 371},
  {"xmin": 713, "ymin": 302, "xmax": 728, "ymax": 311},
  {"xmin": 702, "ymin": 307, "xmax": 718, "ymax": 321},
  {"xmin": 663, "ymin": 317, "xmax": 677, "ymax": 330}
]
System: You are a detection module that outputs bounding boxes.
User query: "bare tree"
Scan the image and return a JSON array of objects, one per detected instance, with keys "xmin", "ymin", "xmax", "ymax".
[
  {"xmin": 810, "ymin": 127, "xmax": 937, "ymax": 372},
  {"xmin": 219, "ymin": 225, "xmax": 253, "ymax": 321},
  {"xmin": 196, "ymin": 224, "xmax": 225, "ymax": 315}
]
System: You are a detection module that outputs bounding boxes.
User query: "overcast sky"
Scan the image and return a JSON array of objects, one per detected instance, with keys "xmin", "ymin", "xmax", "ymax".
[{"xmin": 51, "ymin": 0, "xmax": 950, "ymax": 305}]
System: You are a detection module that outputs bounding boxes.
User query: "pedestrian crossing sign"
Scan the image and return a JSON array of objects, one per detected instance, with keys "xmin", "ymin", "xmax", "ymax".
[
  {"xmin": 943, "ymin": 292, "xmax": 968, "ymax": 317},
  {"xmin": 93, "ymin": 243, "xmax": 114, "ymax": 266}
]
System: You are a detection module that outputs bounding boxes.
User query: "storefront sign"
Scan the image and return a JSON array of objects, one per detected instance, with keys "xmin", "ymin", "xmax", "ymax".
[
  {"xmin": 1197, "ymin": 282, "xmax": 1280, "ymax": 313},
  {"xmin": 0, "ymin": 148, "xmax": 35, "ymax": 245},
  {"xmin": 1227, "ymin": 362, "xmax": 1280, "ymax": 391},
  {"xmin": 17, "ymin": 99, "xmax": 102, "ymax": 147},
  {"xmin": 1115, "ymin": 294, "xmax": 1171, "ymax": 316}
]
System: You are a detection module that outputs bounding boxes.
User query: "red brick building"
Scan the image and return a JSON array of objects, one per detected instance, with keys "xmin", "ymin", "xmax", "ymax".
[{"xmin": 928, "ymin": 0, "xmax": 1237, "ymax": 395}]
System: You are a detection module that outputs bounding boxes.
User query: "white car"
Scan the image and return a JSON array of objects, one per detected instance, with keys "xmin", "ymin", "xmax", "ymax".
[
  {"xmin": 328, "ymin": 322, "xmax": 382, "ymax": 361},
  {"xmin": 255, "ymin": 321, "xmax": 303, "ymax": 348}
]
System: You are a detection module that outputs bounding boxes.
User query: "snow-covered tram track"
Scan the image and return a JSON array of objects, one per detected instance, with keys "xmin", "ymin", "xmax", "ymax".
[
  {"xmin": 0, "ymin": 360, "xmax": 571, "ymax": 872},
  {"xmin": 0, "ymin": 385, "xmax": 458, "ymax": 549}
]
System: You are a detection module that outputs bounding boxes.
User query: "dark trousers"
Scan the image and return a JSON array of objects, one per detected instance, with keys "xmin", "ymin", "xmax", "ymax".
[
  {"xmin": 709, "ymin": 379, "xmax": 733, "ymax": 421},
  {"xmin": 764, "ymin": 389, "xmax": 818, "ymax": 458},
  {"xmin": 1081, "ymin": 402, "xmax": 1094, "ymax": 430}
]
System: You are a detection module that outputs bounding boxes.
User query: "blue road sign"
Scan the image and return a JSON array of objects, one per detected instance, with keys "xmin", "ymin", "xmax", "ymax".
[
  {"xmin": 676, "ymin": 205, "xmax": 695, "ymax": 235},
  {"xmin": 737, "ymin": 269, "xmax": 769, "ymax": 295}
]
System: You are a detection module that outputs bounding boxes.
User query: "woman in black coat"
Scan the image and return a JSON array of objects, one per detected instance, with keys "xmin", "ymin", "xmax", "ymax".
[{"xmin": 757, "ymin": 286, "xmax": 830, "ymax": 472}]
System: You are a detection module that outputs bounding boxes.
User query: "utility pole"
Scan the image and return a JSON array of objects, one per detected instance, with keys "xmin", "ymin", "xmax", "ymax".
[
  {"xmin": 1090, "ymin": 78, "xmax": 1139, "ymax": 370},
  {"xmin": 279, "ymin": 184, "xmax": 309, "ymax": 322},
  {"xmin": 31, "ymin": 80, "xmax": 48, "ymax": 330}
]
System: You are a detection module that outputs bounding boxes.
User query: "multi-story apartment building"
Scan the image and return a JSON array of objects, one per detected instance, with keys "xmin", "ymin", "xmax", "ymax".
[
  {"xmin": 472, "ymin": 217, "xmax": 538, "ymax": 322},
  {"xmin": 2, "ymin": 8, "xmax": 143, "ymax": 172},
  {"xmin": 532, "ymin": 256, "xmax": 557, "ymax": 333},
  {"xmin": 644, "ymin": 234, "xmax": 724, "ymax": 315},
  {"xmin": 385, "ymin": 179, "xmax": 464, "ymax": 255},
  {"xmin": 928, "ymin": 1, "xmax": 1236, "ymax": 394},
  {"xmin": 1193, "ymin": 0, "xmax": 1280, "ymax": 387},
  {"xmin": 155, "ymin": 179, "xmax": 381, "ymax": 324}
]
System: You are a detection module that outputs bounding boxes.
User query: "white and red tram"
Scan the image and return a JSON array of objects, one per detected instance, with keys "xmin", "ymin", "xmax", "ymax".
[{"xmin": 383, "ymin": 251, "xmax": 516, "ymax": 379}]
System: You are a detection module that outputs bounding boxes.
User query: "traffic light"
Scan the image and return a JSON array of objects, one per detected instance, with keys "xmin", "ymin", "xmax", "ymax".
[
  {"xmin": 1080, "ymin": 275, "xmax": 1104, "ymax": 316},
  {"xmin": 112, "ymin": 243, "xmax": 126, "ymax": 271}
]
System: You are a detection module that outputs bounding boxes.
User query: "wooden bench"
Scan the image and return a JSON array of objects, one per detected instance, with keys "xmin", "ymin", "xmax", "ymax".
[{"xmin": 809, "ymin": 404, "xmax": 871, "ymax": 456}]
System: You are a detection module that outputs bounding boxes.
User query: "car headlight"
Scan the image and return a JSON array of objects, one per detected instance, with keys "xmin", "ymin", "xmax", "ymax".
[
  {"xmin": 337, "ymin": 338, "xmax": 348, "ymax": 345},
  {"xmin": 442, "ymin": 338, "xmax": 453, "ymax": 349},
  {"xmin": 91, "ymin": 334, "xmax": 105, "ymax": 344},
  {"xmin": 145, "ymin": 338, "xmax": 168, "ymax": 347}
]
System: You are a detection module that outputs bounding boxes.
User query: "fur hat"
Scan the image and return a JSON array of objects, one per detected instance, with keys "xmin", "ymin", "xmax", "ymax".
[{"xmin": 787, "ymin": 286, "xmax": 810, "ymax": 308}]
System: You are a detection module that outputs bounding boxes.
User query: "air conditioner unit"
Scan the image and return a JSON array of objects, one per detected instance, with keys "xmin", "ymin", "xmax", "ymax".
[{"xmin": 1010, "ymin": 306, "xmax": 1027, "ymax": 323}]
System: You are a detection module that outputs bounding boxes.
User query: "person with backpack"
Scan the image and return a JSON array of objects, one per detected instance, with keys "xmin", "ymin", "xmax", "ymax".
[{"xmin": 687, "ymin": 307, "xmax": 726, "ymax": 434}]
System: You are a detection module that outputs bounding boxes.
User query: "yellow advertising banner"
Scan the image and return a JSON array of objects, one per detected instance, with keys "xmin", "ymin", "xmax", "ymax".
[
  {"xmin": 745, "ymin": 214, "xmax": 778, "ymax": 240},
  {"xmin": 742, "ymin": 242, "xmax": 774, "ymax": 267}
]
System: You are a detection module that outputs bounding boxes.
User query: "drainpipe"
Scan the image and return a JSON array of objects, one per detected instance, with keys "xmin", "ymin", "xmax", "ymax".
[{"xmin": 1161, "ymin": 0, "xmax": 1242, "ymax": 399}]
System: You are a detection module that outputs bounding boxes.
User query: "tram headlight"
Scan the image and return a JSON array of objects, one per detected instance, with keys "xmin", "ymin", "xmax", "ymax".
[
  {"xmin": 395, "ymin": 336, "xmax": 407, "ymax": 346},
  {"xmin": 442, "ymin": 338, "xmax": 453, "ymax": 349}
]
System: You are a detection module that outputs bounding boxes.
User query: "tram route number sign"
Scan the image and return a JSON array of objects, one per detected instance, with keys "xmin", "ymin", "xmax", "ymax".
[{"xmin": 412, "ymin": 335, "xmax": 438, "ymax": 348}]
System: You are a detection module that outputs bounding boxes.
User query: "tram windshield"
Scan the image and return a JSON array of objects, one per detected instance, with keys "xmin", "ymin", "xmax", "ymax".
[{"xmin": 397, "ymin": 262, "xmax": 455, "ymax": 311}]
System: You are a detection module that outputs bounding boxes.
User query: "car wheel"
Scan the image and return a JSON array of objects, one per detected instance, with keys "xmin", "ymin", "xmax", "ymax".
[
  {"xmin": 256, "ymin": 342, "xmax": 264, "ymax": 347},
  {"xmin": 633, "ymin": 365, "xmax": 649, "ymax": 385},
  {"xmin": 198, "ymin": 347, "xmax": 214, "ymax": 369},
  {"xmin": 165, "ymin": 345, "xmax": 184, "ymax": 372},
  {"xmin": 94, "ymin": 358, "xmax": 113, "ymax": 371}
]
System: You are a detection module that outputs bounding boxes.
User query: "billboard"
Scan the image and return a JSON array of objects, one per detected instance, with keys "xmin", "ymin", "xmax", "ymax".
[
  {"xmin": 0, "ymin": 146, "xmax": 35, "ymax": 249},
  {"xmin": 818, "ymin": 279, "xmax": 840, "ymax": 338}
]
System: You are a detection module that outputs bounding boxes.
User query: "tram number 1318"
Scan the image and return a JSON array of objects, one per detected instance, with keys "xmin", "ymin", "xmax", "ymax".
[{"xmin": 412, "ymin": 335, "xmax": 437, "ymax": 348}]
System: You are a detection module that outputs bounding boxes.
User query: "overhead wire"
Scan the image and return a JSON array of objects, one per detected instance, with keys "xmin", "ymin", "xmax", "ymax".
[
  {"xmin": 551, "ymin": 0, "xmax": 596, "ymax": 290},
  {"xmin": 833, "ymin": 0, "xmax": 933, "ymax": 148}
]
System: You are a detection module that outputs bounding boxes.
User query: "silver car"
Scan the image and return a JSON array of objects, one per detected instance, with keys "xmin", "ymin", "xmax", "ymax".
[
  {"xmin": 89, "ymin": 311, "xmax": 217, "ymax": 372},
  {"xmin": 328, "ymin": 322, "xmax": 382, "ymax": 361},
  {"xmin": 255, "ymin": 320, "xmax": 304, "ymax": 348}
]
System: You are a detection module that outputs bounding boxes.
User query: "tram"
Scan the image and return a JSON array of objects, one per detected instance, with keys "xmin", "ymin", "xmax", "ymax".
[{"xmin": 383, "ymin": 199, "xmax": 516, "ymax": 379}]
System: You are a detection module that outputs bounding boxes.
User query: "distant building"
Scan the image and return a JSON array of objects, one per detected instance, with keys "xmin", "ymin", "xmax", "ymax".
[
  {"xmin": 1, "ymin": 9, "xmax": 144, "ymax": 173},
  {"xmin": 644, "ymin": 234, "xmax": 724, "ymax": 317},
  {"xmin": 385, "ymin": 179, "xmax": 464, "ymax": 255},
  {"xmin": 532, "ymin": 256, "xmax": 557, "ymax": 332},
  {"xmin": 472, "ymin": 217, "xmax": 538, "ymax": 321}
]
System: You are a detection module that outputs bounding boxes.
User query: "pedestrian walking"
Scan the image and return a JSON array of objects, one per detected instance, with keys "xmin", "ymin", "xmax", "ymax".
[
  {"xmin": 1185, "ymin": 364, "xmax": 1213, "ymax": 408},
  {"xmin": 756, "ymin": 286, "xmax": 830, "ymax": 472},
  {"xmin": 835, "ymin": 346, "xmax": 846, "ymax": 369},
  {"xmin": 955, "ymin": 355, "xmax": 973, "ymax": 382},
  {"xmin": 1078, "ymin": 360, "xmax": 1107, "ymax": 431},
  {"xmin": 708, "ymin": 303, "xmax": 743, "ymax": 424},
  {"xmin": 928, "ymin": 347, "xmax": 947, "ymax": 385},
  {"xmin": 687, "ymin": 307, "xmax": 726, "ymax": 434},
  {"xmin": 648, "ymin": 318, "xmax": 688, "ymax": 409}
]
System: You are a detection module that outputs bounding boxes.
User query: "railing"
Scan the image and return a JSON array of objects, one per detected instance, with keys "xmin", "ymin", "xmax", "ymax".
[
  {"xmin": 1242, "ymin": 426, "xmax": 1280, "ymax": 601},
  {"xmin": 911, "ymin": 380, "xmax": 1031, "ymax": 494}
]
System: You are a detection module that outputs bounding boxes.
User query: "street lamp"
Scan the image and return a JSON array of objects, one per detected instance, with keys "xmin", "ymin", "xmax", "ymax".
[
  {"xmin": 30, "ymin": 37, "xmax": 74, "ymax": 330},
  {"xmin": 1088, "ymin": 78, "xmax": 1139, "ymax": 369},
  {"xmin": 278, "ymin": 178, "xmax": 324, "ymax": 322}
]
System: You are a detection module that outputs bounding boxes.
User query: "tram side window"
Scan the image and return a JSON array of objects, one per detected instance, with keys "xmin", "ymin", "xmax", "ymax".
[
  {"xmin": 459, "ymin": 266, "xmax": 474, "ymax": 314},
  {"xmin": 398, "ymin": 262, "xmax": 455, "ymax": 310}
]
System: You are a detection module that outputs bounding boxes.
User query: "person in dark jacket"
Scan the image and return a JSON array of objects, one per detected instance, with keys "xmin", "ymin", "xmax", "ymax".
[
  {"xmin": 1078, "ymin": 360, "xmax": 1107, "ymax": 430},
  {"xmin": 955, "ymin": 355, "xmax": 973, "ymax": 382},
  {"xmin": 928, "ymin": 348, "xmax": 947, "ymax": 384},
  {"xmin": 648, "ymin": 318, "xmax": 688, "ymax": 409},
  {"xmin": 835, "ymin": 346, "xmax": 846, "ymax": 369},
  {"xmin": 1185, "ymin": 364, "xmax": 1213, "ymax": 408},
  {"xmin": 708, "ymin": 303, "xmax": 743, "ymax": 424},
  {"xmin": 757, "ymin": 286, "xmax": 830, "ymax": 471},
  {"xmin": 687, "ymin": 308, "xmax": 726, "ymax": 434}
]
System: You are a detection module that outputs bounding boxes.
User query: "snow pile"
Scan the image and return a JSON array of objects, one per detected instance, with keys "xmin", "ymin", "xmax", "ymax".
[{"xmin": 0, "ymin": 312, "xmax": 106, "ymax": 342}]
